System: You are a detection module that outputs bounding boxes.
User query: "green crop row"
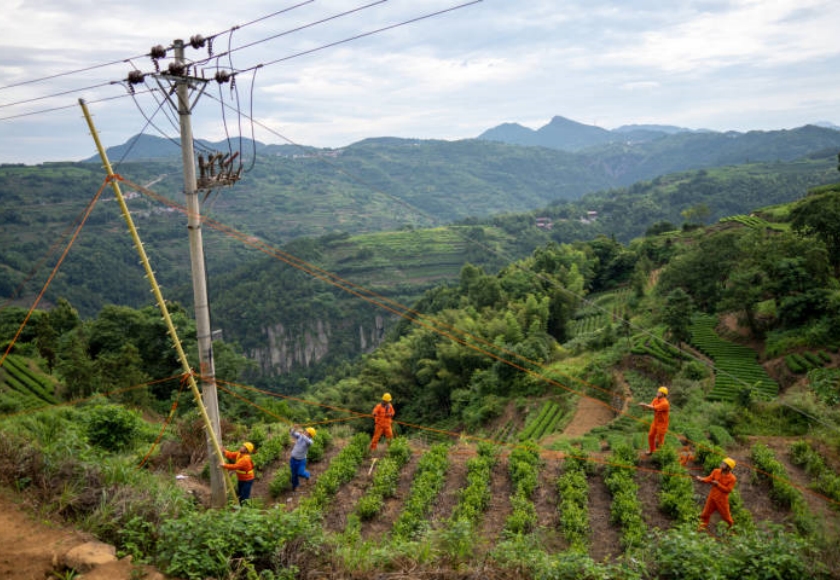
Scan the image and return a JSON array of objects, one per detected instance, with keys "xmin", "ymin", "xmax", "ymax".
[
  {"xmin": 450, "ymin": 442, "xmax": 498, "ymax": 526},
  {"xmin": 519, "ymin": 400, "xmax": 564, "ymax": 441},
  {"xmin": 504, "ymin": 443, "xmax": 541, "ymax": 536},
  {"xmin": 0, "ymin": 390, "xmax": 44, "ymax": 414},
  {"xmin": 750, "ymin": 443, "xmax": 814, "ymax": 535},
  {"xmin": 356, "ymin": 437, "xmax": 412, "ymax": 520},
  {"xmin": 785, "ymin": 351, "xmax": 831, "ymax": 374},
  {"xmin": 720, "ymin": 215, "xmax": 771, "ymax": 229},
  {"xmin": 689, "ymin": 315, "xmax": 778, "ymax": 401},
  {"xmin": 567, "ymin": 289, "xmax": 631, "ymax": 339},
  {"xmin": 630, "ymin": 326, "xmax": 684, "ymax": 369},
  {"xmin": 1, "ymin": 354, "xmax": 57, "ymax": 405},
  {"xmin": 652, "ymin": 446, "xmax": 696, "ymax": 525},
  {"xmin": 493, "ymin": 420, "xmax": 515, "ymax": 443},
  {"xmin": 557, "ymin": 455, "xmax": 590, "ymax": 553},
  {"xmin": 568, "ymin": 315, "xmax": 609, "ymax": 338},
  {"xmin": 604, "ymin": 444, "xmax": 646, "ymax": 550},
  {"xmin": 789, "ymin": 440, "xmax": 840, "ymax": 507},
  {"xmin": 392, "ymin": 442, "xmax": 450, "ymax": 541},
  {"xmin": 297, "ymin": 432, "xmax": 369, "ymax": 514}
]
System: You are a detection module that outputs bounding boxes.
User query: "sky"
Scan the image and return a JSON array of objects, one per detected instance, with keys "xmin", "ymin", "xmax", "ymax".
[{"xmin": 1, "ymin": 0, "xmax": 839, "ymax": 164}]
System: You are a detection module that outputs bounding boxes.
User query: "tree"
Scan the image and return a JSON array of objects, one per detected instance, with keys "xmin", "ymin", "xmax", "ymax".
[
  {"xmin": 657, "ymin": 231, "xmax": 743, "ymax": 312},
  {"xmin": 48, "ymin": 298, "xmax": 81, "ymax": 335},
  {"xmin": 56, "ymin": 326, "xmax": 98, "ymax": 399},
  {"xmin": 662, "ymin": 288, "xmax": 694, "ymax": 345},
  {"xmin": 681, "ymin": 203, "xmax": 711, "ymax": 226},
  {"xmin": 34, "ymin": 315, "xmax": 58, "ymax": 373},
  {"xmin": 790, "ymin": 191, "xmax": 840, "ymax": 275}
]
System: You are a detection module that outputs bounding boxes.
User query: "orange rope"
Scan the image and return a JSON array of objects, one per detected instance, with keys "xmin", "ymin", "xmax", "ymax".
[
  {"xmin": 137, "ymin": 372, "xmax": 188, "ymax": 469},
  {"xmin": 0, "ymin": 181, "xmax": 107, "ymax": 369}
]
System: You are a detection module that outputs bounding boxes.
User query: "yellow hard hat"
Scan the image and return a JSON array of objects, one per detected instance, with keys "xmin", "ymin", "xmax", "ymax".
[
  {"xmin": 658, "ymin": 386, "xmax": 669, "ymax": 395},
  {"xmin": 305, "ymin": 427, "xmax": 317, "ymax": 438},
  {"xmin": 723, "ymin": 457, "xmax": 736, "ymax": 470},
  {"xmin": 242, "ymin": 441, "xmax": 255, "ymax": 453},
  {"xmin": 382, "ymin": 393, "xmax": 392, "ymax": 402}
]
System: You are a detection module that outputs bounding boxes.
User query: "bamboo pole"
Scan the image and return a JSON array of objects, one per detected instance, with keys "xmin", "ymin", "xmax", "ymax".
[{"xmin": 79, "ymin": 98, "xmax": 237, "ymax": 504}]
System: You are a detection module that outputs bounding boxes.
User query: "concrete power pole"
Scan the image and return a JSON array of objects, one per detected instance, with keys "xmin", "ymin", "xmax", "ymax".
[{"xmin": 172, "ymin": 39, "xmax": 226, "ymax": 508}]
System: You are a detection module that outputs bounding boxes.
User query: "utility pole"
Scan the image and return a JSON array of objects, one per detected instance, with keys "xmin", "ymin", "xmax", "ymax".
[{"xmin": 172, "ymin": 39, "xmax": 225, "ymax": 508}]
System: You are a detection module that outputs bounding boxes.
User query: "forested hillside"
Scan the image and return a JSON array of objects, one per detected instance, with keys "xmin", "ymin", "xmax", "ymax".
[
  {"xmin": 1, "ymin": 175, "xmax": 840, "ymax": 578},
  {"xmin": 0, "ymin": 133, "xmax": 838, "ymax": 398}
]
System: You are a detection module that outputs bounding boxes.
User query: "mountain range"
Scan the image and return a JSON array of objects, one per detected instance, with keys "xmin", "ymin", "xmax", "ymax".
[
  {"xmin": 5, "ymin": 115, "xmax": 840, "ymax": 388},
  {"xmin": 87, "ymin": 115, "xmax": 840, "ymax": 163},
  {"xmin": 478, "ymin": 115, "xmax": 840, "ymax": 151}
]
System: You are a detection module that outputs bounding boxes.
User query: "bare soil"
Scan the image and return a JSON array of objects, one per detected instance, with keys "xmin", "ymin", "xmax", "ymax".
[{"xmin": 0, "ymin": 489, "xmax": 162, "ymax": 580}]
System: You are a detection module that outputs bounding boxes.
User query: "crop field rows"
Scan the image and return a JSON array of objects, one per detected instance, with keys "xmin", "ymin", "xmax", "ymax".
[
  {"xmin": 259, "ymin": 432, "xmax": 839, "ymax": 565},
  {"xmin": 688, "ymin": 314, "xmax": 778, "ymax": 401},
  {"xmin": 719, "ymin": 215, "xmax": 772, "ymax": 229},
  {"xmin": 629, "ymin": 325, "xmax": 686, "ymax": 370},
  {"xmin": 0, "ymin": 354, "xmax": 58, "ymax": 413},
  {"xmin": 568, "ymin": 288, "xmax": 632, "ymax": 339}
]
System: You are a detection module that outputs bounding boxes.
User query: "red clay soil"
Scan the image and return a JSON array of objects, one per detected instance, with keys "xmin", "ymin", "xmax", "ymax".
[{"xmin": 0, "ymin": 489, "xmax": 163, "ymax": 580}]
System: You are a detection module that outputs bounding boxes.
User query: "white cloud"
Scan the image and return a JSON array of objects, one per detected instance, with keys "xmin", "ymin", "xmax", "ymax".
[{"xmin": 1, "ymin": 0, "xmax": 839, "ymax": 163}]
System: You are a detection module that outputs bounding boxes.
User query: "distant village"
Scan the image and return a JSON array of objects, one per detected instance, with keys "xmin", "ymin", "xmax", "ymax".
[{"xmin": 535, "ymin": 210, "xmax": 598, "ymax": 230}]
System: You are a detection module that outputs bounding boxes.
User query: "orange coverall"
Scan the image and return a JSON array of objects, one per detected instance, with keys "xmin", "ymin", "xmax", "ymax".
[
  {"xmin": 370, "ymin": 402, "xmax": 395, "ymax": 450},
  {"xmin": 647, "ymin": 396, "xmax": 670, "ymax": 453},
  {"xmin": 699, "ymin": 468, "xmax": 737, "ymax": 529}
]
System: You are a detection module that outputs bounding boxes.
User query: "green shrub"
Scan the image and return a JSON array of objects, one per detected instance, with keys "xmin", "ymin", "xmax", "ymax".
[
  {"xmin": 156, "ymin": 506, "xmax": 320, "ymax": 579},
  {"xmin": 708, "ymin": 425, "xmax": 734, "ymax": 447},
  {"xmin": 268, "ymin": 466, "xmax": 292, "ymax": 498},
  {"xmin": 84, "ymin": 404, "xmax": 143, "ymax": 452}
]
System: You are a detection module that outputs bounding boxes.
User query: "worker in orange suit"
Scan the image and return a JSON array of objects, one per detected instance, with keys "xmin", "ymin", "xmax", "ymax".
[
  {"xmin": 220, "ymin": 441, "xmax": 256, "ymax": 504},
  {"xmin": 639, "ymin": 386, "xmax": 670, "ymax": 455},
  {"xmin": 696, "ymin": 457, "xmax": 737, "ymax": 531},
  {"xmin": 370, "ymin": 392, "xmax": 396, "ymax": 451}
]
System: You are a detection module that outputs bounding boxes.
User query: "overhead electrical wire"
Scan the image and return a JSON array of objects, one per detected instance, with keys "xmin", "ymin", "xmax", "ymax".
[
  {"xmin": 192, "ymin": 0, "xmax": 390, "ymax": 71},
  {"xmin": 0, "ymin": 89, "xmax": 155, "ymax": 122},
  {"xmin": 0, "ymin": 0, "xmax": 316, "ymax": 94},
  {"xmin": 232, "ymin": 0, "xmax": 483, "ymax": 73},
  {"xmin": 0, "ymin": 0, "xmax": 479, "ymax": 126},
  {"xmin": 0, "ymin": 80, "xmax": 121, "ymax": 110},
  {"xmin": 0, "ymin": 0, "xmax": 392, "ymax": 118}
]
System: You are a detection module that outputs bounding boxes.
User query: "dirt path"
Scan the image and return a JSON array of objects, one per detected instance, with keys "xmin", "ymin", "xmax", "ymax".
[
  {"xmin": 0, "ymin": 489, "xmax": 162, "ymax": 580},
  {"xmin": 563, "ymin": 396, "xmax": 615, "ymax": 438},
  {"xmin": 562, "ymin": 371, "xmax": 628, "ymax": 438}
]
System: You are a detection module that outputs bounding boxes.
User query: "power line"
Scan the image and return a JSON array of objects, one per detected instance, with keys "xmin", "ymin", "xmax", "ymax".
[
  {"xmin": 0, "ymin": 0, "xmax": 480, "ymax": 136},
  {"xmin": 0, "ymin": 90, "xmax": 153, "ymax": 122},
  {"xmin": 0, "ymin": 0, "xmax": 390, "ymax": 114},
  {"xmin": 191, "ymin": 0, "xmax": 389, "ymax": 70},
  {"xmin": 234, "ymin": 0, "xmax": 483, "ymax": 73},
  {"xmin": 0, "ymin": 0, "xmax": 317, "ymax": 94},
  {"xmin": 0, "ymin": 81, "xmax": 119, "ymax": 110}
]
